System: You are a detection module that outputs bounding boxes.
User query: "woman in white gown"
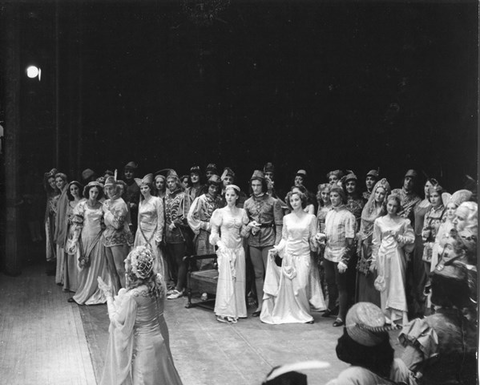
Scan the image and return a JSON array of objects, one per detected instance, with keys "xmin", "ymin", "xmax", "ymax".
[
  {"xmin": 261, "ymin": 189, "xmax": 326, "ymax": 324},
  {"xmin": 370, "ymin": 194, "xmax": 414, "ymax": 325},
  {"xmin": 209, "ymin": 184, "xmax": 249, "ymax": 323}
]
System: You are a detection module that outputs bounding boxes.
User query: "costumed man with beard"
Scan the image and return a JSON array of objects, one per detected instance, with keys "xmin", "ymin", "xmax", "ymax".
[{"xmin": 123, "ymin": 161, "xmax": 140, "ymax": 234}]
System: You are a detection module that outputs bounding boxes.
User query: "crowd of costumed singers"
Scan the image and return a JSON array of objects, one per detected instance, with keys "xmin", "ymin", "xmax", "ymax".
[{"xmin": 42, "ymin": 161, "xmax": 477, "ymax": 385}]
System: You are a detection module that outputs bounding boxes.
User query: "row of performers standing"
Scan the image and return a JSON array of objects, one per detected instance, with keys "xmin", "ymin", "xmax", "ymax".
[{"xmin": 43, "ymin": 164, "xmax": 476, "ymax": 329}]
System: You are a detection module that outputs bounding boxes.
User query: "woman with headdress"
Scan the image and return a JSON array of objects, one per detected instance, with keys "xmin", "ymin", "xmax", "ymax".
[
  {"xmin": 355, "ymin": 178, "xmax": 390, "ymax": 306},
  {"xmin": 69, "ymin": 181, "xmax": 111, "ymax": 305},
  {"xmin": 43, "ymin": 168, "xmax": 60, "ymax": 275},
  {"xmin": 187, "ymin": 174, "xmax": 222, "ymax": 271},
  {"xmin": 326, "ymin": 170, "xmax": 344, "ymax": 186},
  {"xmin": 53, "ymin": 172, "xmax": 69, "ymax": 285},
  {"xmin": 133, "ymin": 174, "xmax": 165, "ymax": 277},
  {"xmin": 164, "ymin": 170, "xmax": 191, "ymax": 300},
  {"xmin": 154, "ymin": 174, "xmax": 167, "ymax": 199},
  {"xmin": 261, "ymin": 189, "xmax": 326, "ymax": 324},
  {"xmin": 326, "ymin": 302, "xmax": 416, "ymax": 385},
  {"xmin": 103, "ymin": 176, "xmax": 133, "ymax": 294},
  {"xmin": 98, "ymin": 246, "xmax": 183, "ymax": 385},
  {"xmin": 370, "ymin": 194, "xmax": 415, "ymax": 325},
  {"xmin": 316, "ymin": 183, "xmax": 332, "ymax": 233},
  {"xmin": 63, "ymin": 180, "xmax": 84, "ymax": 292},
  {"xmin": 399, "ymin": 201, "xmax": 478, "ymax": 385},
  {"xmin": 208, "ymin": 184, "xmax": 249, "ymax": 323}
]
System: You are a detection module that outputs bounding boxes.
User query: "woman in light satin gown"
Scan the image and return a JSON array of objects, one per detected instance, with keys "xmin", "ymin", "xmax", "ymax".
[
  {"xmin": 209, "ymin": 184, "xmax": 249, "ymax": 323},
  {"xmin": 98, "ymin": 246, "xmax": 183, "ymax": 385},
  {"xmin": 71, "ymin": 181, "xmax": 110, "ymax": 305},
  {"xmin": 261, "ymin": 190, "xmax": 326, "ymax": 324},
  {"xmin": 371, "ymin": 194, "xmax": 415, "ymax": 325}
]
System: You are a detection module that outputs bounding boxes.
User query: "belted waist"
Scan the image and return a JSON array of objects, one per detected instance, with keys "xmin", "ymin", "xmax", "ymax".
[{"xmin": 259, "ymin": 222, "xmax": 274, "ymax": 228}]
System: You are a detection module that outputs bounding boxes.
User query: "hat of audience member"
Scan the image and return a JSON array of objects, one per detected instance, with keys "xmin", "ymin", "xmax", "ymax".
[
  {"xmin": 345, "ymin": 302, "xmax": 398, "ymax": 347},
  {"xmin": 104, "ymin": 176, "xmax": 116, "ymax": 187},
  {"xmin": 81, "ymin": 168, "xmax": 96, "ymax": 181},
  {"xmin": 263, "ymin": 162, "xmax": 275, "ymax": 174},
  {"xmin": 262, "ymin": 361, "xmax": 329, "ymax": 385},
  {"xmin": 83, "ymin": 181, "xmax": 104, "ymax": 199},
  {"xmin": 190, "ymin": 165, "xmax": 201, "ymax": 175},
  {"xmin": 326, "ymin": 170, "xmax": 344, "ymax": 180},
  {"xmin": 330, "ymin": 185, "xmax": 347, "ymax": 203},
  {"xmin": 124, "ymin": 161, "xmax": 138, "ymax": 170},
  {"xmin": 221, "ymin": 167, "xmax": 235, "ymax": 181},
  {"xmin": 250, "ymin": 169, "xmax": 265, "ymax": 182},
  {"xmin": 404, "ymin": 169, "xmax": 418, "ymax": 179},
  {"xmin": 205, "ymin": 163, "xmax": 218, "ymax": 173},
  {"xmin": 366, "ymin": 169, "xmax": 380, "ymax": 179},
  {"xmin": 135, "ymin": 173, "xmax": 153, "ymax": 187},
  {"xmin": 208, "ymin": 174, "xmax": 222, "ymax": 185},
  {"xmin": 296, "ymin": 169, "xmax": 307, "ymax": 178}
]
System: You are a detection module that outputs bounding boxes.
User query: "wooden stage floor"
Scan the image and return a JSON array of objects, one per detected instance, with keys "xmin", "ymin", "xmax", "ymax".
[{"xmin": 1, "ymin": 255, "xmax": 357, "ymax": 385}]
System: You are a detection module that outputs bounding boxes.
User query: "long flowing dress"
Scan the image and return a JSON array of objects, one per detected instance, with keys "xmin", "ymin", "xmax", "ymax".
[
  {"xmin": 63, "ymin": 199, "xmax": 84, "ymax": 292},
  {"xmin": 372, "ymin": 216, "xmax": 414, "ymax": 324},
  {"xmin": 261, "ymin": 213, "xmax": 326, "ymax": 324},
  {"xmin": 73, "ymin": 200, "xmax": 111, "ymax": 305},
  {"xmin": 209, "ymin": 207, "xmax": 249, "ymax": 320},
  {"xmin": 45, "ymin": 192, "xmax": 59, "ymax": 262},
  {"xmin": 54, "ymin": 186, "xmax": 69, "ymax": 284},
  {"xmin": 134, "ymin": 196, "xmax": 165, "ymax": 276},
  {"xmin": 100, "ymin": 280, "xmax": 183, "ymax": 385}
]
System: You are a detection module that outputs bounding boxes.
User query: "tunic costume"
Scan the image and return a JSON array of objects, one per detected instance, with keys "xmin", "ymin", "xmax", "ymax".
[
  {"xmin": 209, "ymin": 207, "xmax": 249, "ymax": 320},
  {"xmin": 103, "ymin": 197, "xmax": 132, "ymax": 294},
  {"xmin": 73, "ymin": 200, "xmax": 111, "ymax": 305},
  {"xmin": 372, "ymin": 216, "xmax": 414, "ymax": 324},
  {"xmin": 243, "ymin": 194, "xmax": 283, "ymax": 248},
  {"xmin": 324, "ymin": 205, "xmax": 356, "ymax": 318},
  {"xmin": 261, "ymin": 213, "xmax": 326, "ymax": 324},
  {"xmin": 187, "ymin": 193, "xmax": 222, "ymax": 269},
  {"xmin": 134, "ymin": 196, "xmax": 165, "ymax": 275},
  {"xmin": 45, "ymin": 192, "xmax": 59, "ymax": 262},
  {"xmin": 124, "ymin": 179, "xmax": 140, "ymax": 233},
  {"xmin": 100, "ymin": 279, "xmax": 183, "ymax": 385}
]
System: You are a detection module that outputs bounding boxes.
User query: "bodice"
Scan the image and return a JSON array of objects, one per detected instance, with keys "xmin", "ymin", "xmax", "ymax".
[
  {"xmin": 81, "ymin": 203, "xmax": 104, "ymax": 237},
  {"xmin": 283, "ymin": 214, "xmax": 316, "ymax": 257},
  {"xmin": 132, "ymin": 292, "xmax": 165, "ymax": 335},
  {"xmin": 138, "ymin": 197, "xmax": 162, "ymax": 231}
]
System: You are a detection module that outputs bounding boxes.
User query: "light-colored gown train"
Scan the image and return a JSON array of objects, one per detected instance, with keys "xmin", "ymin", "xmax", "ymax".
[
  {"xmin": 261, "ymin": 213, "xmax": 326, "ymax": 324},
  {"xmin": 100, "ymin": 279, "xmax": 183, "ymax": 385}
]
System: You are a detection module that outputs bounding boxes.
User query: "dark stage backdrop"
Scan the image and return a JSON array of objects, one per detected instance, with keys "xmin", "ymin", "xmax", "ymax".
[{"xmin": 4, "ymin": 0, "xmax": 478, "ymax": 195}]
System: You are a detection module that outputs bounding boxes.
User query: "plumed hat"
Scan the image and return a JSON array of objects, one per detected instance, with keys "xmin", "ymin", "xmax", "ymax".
[
  {"xmin": 221, "ymin": 167, "xmax": 235, "ymax": 182},
  {"xmin": 104, "ymin": 176, "xmax": 116, "ymax": 187},
  {"xmin": 208, "ymin": 174, "xmax": 222, "ymax": 185},
  {"xmin": 124, "ymin": 161, "xmax": 138, "ymax": 170},
  {"xmin": 263, "ymin": 162, "xmax": 275, "ymax": 174},
  {"xmin": 134, "ymin": 173, "xmax": 153, "ymax": 187},
  {"xmin": 345, "ymin": 302, "xmax": 399, "ymax": 347},
  {"xmin": 81, "ymin": 168, "xmax": 95, "ymax": 181}
]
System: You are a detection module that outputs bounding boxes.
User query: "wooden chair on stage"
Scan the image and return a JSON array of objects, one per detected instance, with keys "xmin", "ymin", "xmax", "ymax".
[{"xmin": 183, "ymin": 253, "xmax": 218, "ymax": 310}]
